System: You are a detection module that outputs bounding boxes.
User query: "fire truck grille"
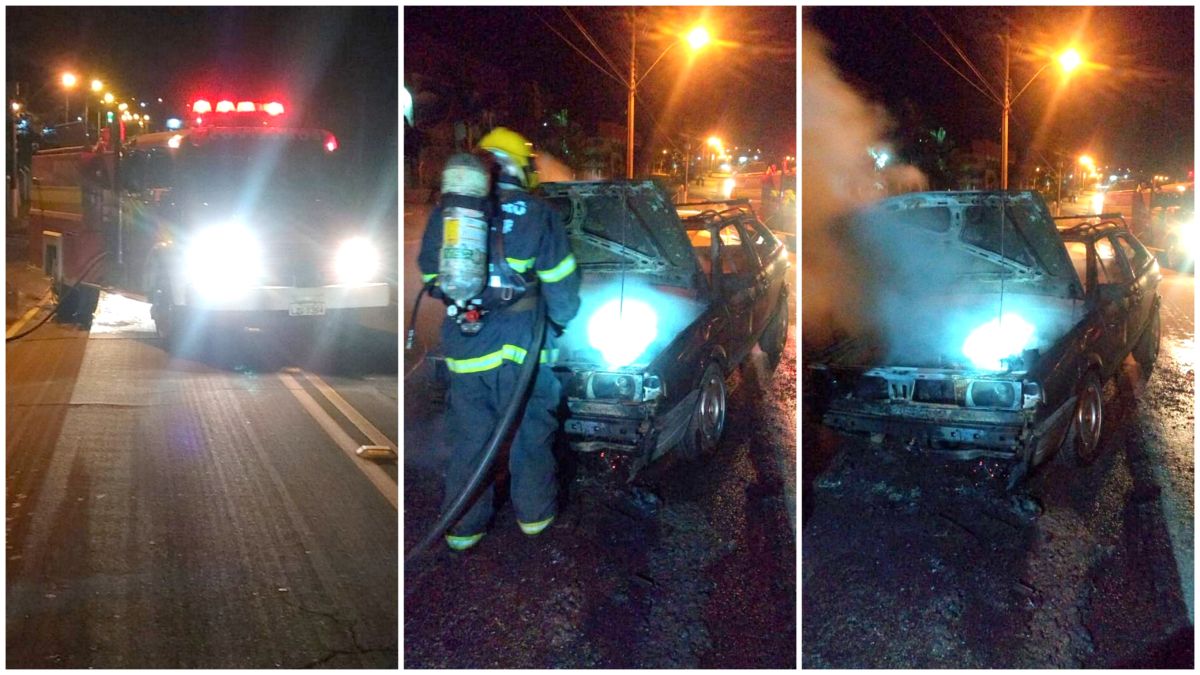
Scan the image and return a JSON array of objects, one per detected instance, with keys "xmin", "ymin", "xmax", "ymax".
[{"xmin": 263, "ymin": 250, "xmax": 335, "ymax": 287}]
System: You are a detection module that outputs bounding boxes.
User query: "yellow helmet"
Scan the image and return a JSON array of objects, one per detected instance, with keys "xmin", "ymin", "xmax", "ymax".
[
  {"xmin": 478, "ymin": 127, "xmax": 539, "ymax": 188},
  {"xmin": 478, "ymin": 127, "xmax": 534, "ymax": 167}
]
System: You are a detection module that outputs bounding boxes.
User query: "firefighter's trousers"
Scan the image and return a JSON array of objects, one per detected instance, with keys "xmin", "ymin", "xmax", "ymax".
[{"xmin": 442, "ymin": 362, "xmax": 560, "ymax": 537}]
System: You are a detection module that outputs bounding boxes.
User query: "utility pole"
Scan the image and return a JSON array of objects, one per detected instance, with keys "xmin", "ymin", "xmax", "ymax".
[
  {"xmin": 682, "ymin": 138, "xmax": 690, "ymax": 203},
  {"xmin": 1001, "ymin": 25, "xmax": 1010, "ymax": 190},
  {"xmin": 1056, "ymin": 157, "xmax": 1064, "ymax": 215},
  {"xmin": 626, "ymin": 9, "xmax": 636, "ymax": 179}
]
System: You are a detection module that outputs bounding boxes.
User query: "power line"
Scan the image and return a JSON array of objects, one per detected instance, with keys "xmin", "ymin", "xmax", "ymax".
[
  {"xmin": 923, "ymin": 8, "xmax": 1001, "ymax": 103},
  {"xmin": 537, "ymin": 15, "xmax": 628, "ymax": 89},
  {"xmin": 908, "ymin": 24, "xmax": 1002, "ymax": 105},
  {"xmin": 562, "ymin": 7, "xmax": 627, "ymax": 85}
]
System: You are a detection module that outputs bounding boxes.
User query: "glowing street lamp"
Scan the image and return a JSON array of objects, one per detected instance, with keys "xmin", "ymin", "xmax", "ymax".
[
  {"xmin": 60, "ymin": 72, "xmax": 78, "ymax": 122},
  {"xmin": 1058, "ymin": 48, "xmax": 1082, "ymax": 73},
  {"xmin": 625, "ymin": 14, "xmax": 712, "ymax": 178},
  {"xmin": 90, "ymin": 79, "xmax": 103, "ymax": 93},
  {"xmin": 103, "ymin": 92, "xmax": 114, "ymax": 105},
  {"xmin": 1000, "ymin": 40, "xmax": 1085, "ymax": 189}
]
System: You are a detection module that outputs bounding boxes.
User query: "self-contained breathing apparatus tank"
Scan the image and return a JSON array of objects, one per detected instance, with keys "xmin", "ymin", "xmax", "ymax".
[
  {"xmin": 438, "ymin": 153, "xmax": 491, "ymax": 305},
  {"xmin": 436, "ymin": 152, "xmax": 530, "ymax": 335}
]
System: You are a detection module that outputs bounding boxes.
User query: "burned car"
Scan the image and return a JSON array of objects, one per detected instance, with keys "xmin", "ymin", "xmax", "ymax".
[
  {"xmin": 807, "ymin": 192, "xmax": 1161, "ymax": 486},
  {"xmin": 540, "ymin": 181, "xmax": 790, "ymax": 474}
]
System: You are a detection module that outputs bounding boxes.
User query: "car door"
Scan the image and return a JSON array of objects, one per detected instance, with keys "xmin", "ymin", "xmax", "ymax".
[
  {"xmin": 745, "ymin": 216, "xmax": 785, "ymax": 331},
  {"xmin": 1093, "ymin": 234, "xmax": 1135, "ymax": 356},
  {"xmin": 1111, "ymin": 232, "xmax": 1157, "ymax": 336},
  {"xmin": 715, "ymin": 220, "xmax": 760, "ymax": 361}
]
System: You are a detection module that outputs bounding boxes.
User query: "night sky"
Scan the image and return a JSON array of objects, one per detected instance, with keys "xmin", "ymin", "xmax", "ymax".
[
  {"xmin": 805, "ymin": 5, "xmax": 1194, "ymax": 175},
  {"xmin": 7, "ymin": 6, "xmax": 397, "ymax": 198},
  {"xmin": 404, "ymin": 6, "xmax": 796, "ymax": 155}
]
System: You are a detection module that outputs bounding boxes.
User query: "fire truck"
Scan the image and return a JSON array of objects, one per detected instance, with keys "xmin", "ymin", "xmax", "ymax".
[{"xmin": 27, "ymin": 98, "xmax": 390, "ymax": 346}]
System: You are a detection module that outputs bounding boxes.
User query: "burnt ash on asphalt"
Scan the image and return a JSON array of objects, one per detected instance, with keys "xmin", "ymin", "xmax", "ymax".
[
  {"xmin": 404, "ymin": 332, "xmax": 796, "ymax": 668},
  {"xmin": 802, "ymin": 311, "xmax": 1194, "ymax": 668}
]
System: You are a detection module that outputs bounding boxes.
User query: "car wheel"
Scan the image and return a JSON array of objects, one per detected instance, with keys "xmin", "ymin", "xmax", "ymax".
[
  {"xmin": 678, "ymin": 361, "xmax": 727, "ymax": 460},
  {"xmin": 1066, "ymin": 370, "xmax": 1104, "ymax": 466},
  {"xmin": 1132, "ymin": 304, "xmax": 1161, "ymax": 369},
  {"xmin": 758, "ymin": 297, "xmax": 788, "ymax": 372}
]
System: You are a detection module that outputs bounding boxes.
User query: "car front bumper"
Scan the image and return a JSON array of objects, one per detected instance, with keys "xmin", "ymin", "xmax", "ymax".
[
  {"xmin": 823, "ymin": 400, "xmax": 1032, "ymax": 459},
  {"xmin": 563, "ymin": 389, "xmax": 697, "ymax": 460}
]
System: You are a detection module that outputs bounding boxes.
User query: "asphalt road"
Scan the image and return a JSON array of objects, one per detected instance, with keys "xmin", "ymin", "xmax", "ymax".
[
  {"xmin": 402, "ymin": 198, "xmax": 797, "ymax": 668},
  {"xmin": 802, "ymin": 269, "xmax": 1194, "ymax": 668},
  {"xmin": 6, "ymin": 293, "xmax": 399, "ymax": 668}
]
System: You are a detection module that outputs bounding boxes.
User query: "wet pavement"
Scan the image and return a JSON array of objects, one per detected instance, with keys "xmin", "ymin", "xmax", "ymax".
[
  {"xmin": 403, "ymin": 324, "xmax": 796, "ymax": 668},
  {"xmin": 801, "ymin": 270, "xmax": 1194, "ymax": 668}
]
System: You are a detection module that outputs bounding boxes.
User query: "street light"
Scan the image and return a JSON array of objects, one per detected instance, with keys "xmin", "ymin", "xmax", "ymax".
[
  {"xmin": 1000, "ymin": 38, "xmax": 1083, "ymax": 189},
  {"xmin": 625, "ymin": 13, "xmax": 711, "ymax": 178},
  {"xmin": 60, "ymin": 72, "xmax": 78, "ymax": 123}
]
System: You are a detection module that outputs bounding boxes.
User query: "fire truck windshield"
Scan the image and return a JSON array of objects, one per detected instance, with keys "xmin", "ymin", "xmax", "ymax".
[{"xmin": 175, "ymin": 135, "xmax": 337, "ymax": 204}]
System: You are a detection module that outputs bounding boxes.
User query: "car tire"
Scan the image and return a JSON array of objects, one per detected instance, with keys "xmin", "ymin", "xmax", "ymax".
[
  {"xmin": 678, "ymin": 361, "xmax": 727, "ymax": 460},
  {"xmin": 1065, "ymin": 370, "xmax": 1104, "ymax": 466},
  {"xmin": 1132, "ymin": 304, "xmax": 1161, "ymax": 369},
  {"xmin": 758, "ymin": 296, "xmax": 789, "ymax": 373}
]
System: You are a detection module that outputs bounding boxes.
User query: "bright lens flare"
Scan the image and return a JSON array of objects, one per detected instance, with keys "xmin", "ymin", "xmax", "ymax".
[
  {"xmin": 334, "ymin": 237, "xmax": 380, "ymax": 285},
  {"xmin": 587, "ymin": 298, "xmax": 659, "ymax": 368},
  {"xmin": 687, "ymin": 26, "xmax": 710, "ymax": 51},
  {"xmin": 185, "ymin": 223, "xmax": 263, "ymax": 300},
  {"xmin": 1058, "ymin": 48, "xmax": 1082, "ymax": 73},
  {"xmin": 722, "ymin": 177, "xmax": 736, "ymax": 199},
  {"xmin": 962, "ymin": 313, "xmax": 1036, "ymax": 371}
]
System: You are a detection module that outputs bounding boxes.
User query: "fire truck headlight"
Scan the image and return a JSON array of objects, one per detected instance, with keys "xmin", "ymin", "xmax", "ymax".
[
  {"xmin": 334, "ymin": 237, "xmax": 380, "ymax": 285},
  {"xmin": 185, "ymin": 223, "xmax": 263, "ymax": 299}
]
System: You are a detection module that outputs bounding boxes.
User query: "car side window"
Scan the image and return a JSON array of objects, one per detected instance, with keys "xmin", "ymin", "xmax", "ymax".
[
  {"xmin": 1113, "ymin": 234, "xmax": 1151, "ymax": 274},
  {"xmin": 1064, "ymin": 241, "xmax": 1090, "ymax": 293},
  {"xmin": 718, "ymin": 223, "xmax": 754, "ymax": 277},
  {"xmin": 747, "ymin": 217, "xmax": 780, "ymax": 263},
  {"xmin": 1095, "ymin": 237, "xmax": 1131, "ymax": 284}
]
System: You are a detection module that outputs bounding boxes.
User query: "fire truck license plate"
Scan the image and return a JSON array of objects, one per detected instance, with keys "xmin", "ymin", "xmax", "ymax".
[{"xmin": 289, "ymin": 301, "xmax": 326, "ymax": 317}]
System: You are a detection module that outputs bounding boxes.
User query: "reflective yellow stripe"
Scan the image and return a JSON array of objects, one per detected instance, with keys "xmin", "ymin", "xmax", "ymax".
[
  {"xmin": 422, "ymin": 273, "xmax": 438, "ymax": 283},
  {"xmin": 506, "ymin": 257, "xmax": 534, "ymax": 273},
  {"xmin": 536, "ymin": 253, "xmax": 577, "ymax": 283},
  {"xmin": 445, "ymin": 344, "xmax": 560, "ymax": 374}
]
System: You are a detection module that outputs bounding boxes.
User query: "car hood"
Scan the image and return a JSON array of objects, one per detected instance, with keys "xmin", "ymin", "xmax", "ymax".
[
  {"xmin": 841, "ymin": 191, "xmax": 1086, "ymax": 371},
  {"xmin": 539, "ymin": 180, "xmax": 699, "ymax": 286},
  {"xmin": 853, "ymin": 190, "xmax": 1081, "ymax": 288}
]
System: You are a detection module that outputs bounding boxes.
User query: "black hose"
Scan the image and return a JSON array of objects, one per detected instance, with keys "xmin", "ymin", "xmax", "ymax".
[
  {"xmin": 405, "ymin": 284, "xmax": 429, "ymax": 352},
  {"xmin": 7, "ymin": 253, "xmax": 108, "ymax": 343},
  {"xmin": 404, "ymin": 298, "xmax": 548, "ymax": 564}
]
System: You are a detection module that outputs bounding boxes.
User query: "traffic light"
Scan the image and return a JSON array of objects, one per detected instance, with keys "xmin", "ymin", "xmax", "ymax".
[{"xmin": 106, "ymin": 111, "xmax": 114, "ymax": 123}]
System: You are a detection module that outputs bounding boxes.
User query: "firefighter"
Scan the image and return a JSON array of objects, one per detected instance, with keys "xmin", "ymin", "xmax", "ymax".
[{"xmin": 418, "ymin": 127, "xmax": 581, "ymax": 552}]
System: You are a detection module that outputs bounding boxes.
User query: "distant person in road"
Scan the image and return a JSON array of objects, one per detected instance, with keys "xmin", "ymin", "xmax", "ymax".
[
  {"xmin": 418, "ymin": 127, "xmax": 581, "ymax": 552},
  {"xmin": 762, "ymin": 164, "xmax": 776, "ymax": 206}
]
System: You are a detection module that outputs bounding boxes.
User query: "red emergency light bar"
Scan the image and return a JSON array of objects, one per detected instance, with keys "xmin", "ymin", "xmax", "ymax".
[{"xmin": 190, "ymin": 99, "xmax": 286, "ymax": 117}]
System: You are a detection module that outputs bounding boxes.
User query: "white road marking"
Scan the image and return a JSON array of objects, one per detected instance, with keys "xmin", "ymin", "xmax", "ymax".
[
  {"xmin": 277, "ymin": 371, "xmax": 398, "ymax": 509},
  {"xmin": 5, "ymin": 288, "xmax": 55, "ymax": 338}
]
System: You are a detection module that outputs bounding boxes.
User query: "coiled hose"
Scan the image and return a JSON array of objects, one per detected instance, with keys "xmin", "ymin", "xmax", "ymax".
[
  {"xmin": 404, "ymin": 297, "xmax": 548, "ymax": 564},
  {"xmin": 7, "ymin": 253, "xmax": 108, "ymax": 343}
]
